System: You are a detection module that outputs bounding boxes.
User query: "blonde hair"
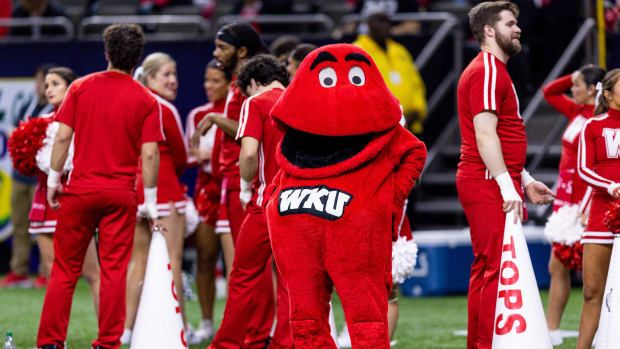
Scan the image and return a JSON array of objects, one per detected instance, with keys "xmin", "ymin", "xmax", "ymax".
[
  {"xmin": 594, "ymin": 68, "xmax": 620, "ymax": 116},
  {"xmin": 136, "ymin": 52, "xmax": 175, "ymax": 86}
]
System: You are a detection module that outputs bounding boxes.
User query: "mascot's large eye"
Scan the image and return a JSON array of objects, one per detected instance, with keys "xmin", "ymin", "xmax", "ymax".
[
  {"xmin": 318, "ymin": 67, "xmax": 337, "ymax": 88},
  {"xmin": 348, "ymin": 66, "xmax": 365, "ymax": 86}
]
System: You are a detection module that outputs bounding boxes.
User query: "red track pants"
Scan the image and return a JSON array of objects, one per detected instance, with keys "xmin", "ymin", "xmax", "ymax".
[
  {"xmin": 457, "ymin": 178, "xmax": 522, "ymax": 349},
  {"xmin": 210, "ymin": 209, "xmax": 291, "ymax": 348},
  {"xmin": 224, "ymin": 188, "xmax": 275, "ymax": 346},
  {"xmin": 37, "ymin": 189, "xmax": 137, "ymax": 349}
]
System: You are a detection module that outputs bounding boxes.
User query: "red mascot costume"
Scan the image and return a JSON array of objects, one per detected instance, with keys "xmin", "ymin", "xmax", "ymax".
[{"xmin": 265, "ymin": 43, "xmax": 427, "ymax": 348}]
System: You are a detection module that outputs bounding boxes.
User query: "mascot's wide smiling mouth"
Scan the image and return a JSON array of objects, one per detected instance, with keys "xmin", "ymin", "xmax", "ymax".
[{"xmin": 281, "ymin": 128, "xmax": 375, "ymax": 169}]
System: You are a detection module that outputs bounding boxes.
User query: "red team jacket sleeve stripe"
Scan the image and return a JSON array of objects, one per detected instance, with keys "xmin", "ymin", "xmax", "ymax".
[
  {"xmin": 236, "ymin": 91, "xmax": 266, "ymax": 141},
  {"xmin": 236, "ymin": 97, "xmax": 249, "ymax": 140},
  {"xmin": 490, "ymin": 53, "xmax": 497, "ymax": 110},
  {"xmin": 482, "ymin": 52, "xmax": 498, "ymax": 112},
  {"xmin": 578, "ymin": 115, "xmax": 614, "ymax": 192},
  {"xmin": 477, "ymin": 51, "xmax": 499, "ymax": 114},
  {"xmin": 483, "ymin": 52, "xmax": 490, "ymax": 110}
]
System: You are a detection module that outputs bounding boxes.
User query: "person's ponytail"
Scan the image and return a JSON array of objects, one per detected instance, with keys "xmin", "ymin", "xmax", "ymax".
[
  {"xmin": 594, "ymin": 82, "xmax": 608, "ymax": 116},
  {"xmin": 594, "ymin": 69, "xmax": 620, "ymax": 115}
]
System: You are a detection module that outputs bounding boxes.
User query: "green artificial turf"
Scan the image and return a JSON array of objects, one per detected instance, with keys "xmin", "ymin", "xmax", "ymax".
[{"xmin": 0, "ymin": 278, "xmax": 583, "ymax": 348}]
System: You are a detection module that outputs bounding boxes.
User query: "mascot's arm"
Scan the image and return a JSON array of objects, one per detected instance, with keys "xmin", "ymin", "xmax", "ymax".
[
  {"xmin": 390, "ymin": 127, "xmax": 427, "ymax": 239},
  {"xmin": 391, "ymin": 126, "xmax": 427, "ymax": 207}
]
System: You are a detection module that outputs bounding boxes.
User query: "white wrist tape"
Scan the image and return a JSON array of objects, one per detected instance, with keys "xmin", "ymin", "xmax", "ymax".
[
  {"xmin": 521, "ymin": 169, "xmax": 535, "ymax": 187},
  {"xmin": 47, "ymin": 169, "xmax": 61, "ymax": 188},
  {"xmin": 141, "ymin": 187, "xmax": 158, "ymax": 219},
  {"xmin": 144, "ymin": 187, "xmax": 157, "ymax": 205},
  {"xmin": 240, "ymin": 179, "xmax": 252, "ymax": 192},
  {"xmin": 239, "ymin": 179, "xmax": 253, "ymax": 208},
  {"xmin": 494, "ymin": 171, "xmax": 522, "ymax": 202},
  {"xmin": 608, "ymin": 183, "xmax": 620, "ymax": 197}
]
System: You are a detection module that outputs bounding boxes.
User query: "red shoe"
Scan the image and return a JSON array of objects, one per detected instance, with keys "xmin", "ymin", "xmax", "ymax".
[
  {"xmin": 0, "ymin": 271, "xmax": 32, "ymax": 288},
  {"xmin": 33, "ymin": 275, "xmax": 47, "ymax": 288}
]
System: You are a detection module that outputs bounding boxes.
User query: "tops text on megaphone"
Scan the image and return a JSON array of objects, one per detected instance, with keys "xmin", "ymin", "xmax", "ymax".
[{"xmin": 495, "ymin": 223, "xmax": 527, "ymax": 336}]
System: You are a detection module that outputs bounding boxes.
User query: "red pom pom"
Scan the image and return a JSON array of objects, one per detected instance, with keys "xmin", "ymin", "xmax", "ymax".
[
  {"xmin": 7, "ymin": 117, "xmax": 52, "ymax": 177},
  {"xmin": 604, "ymin": 200, "xmax": 620, "ymax": 234},
  {"xmin": 552, "ymin": 242, "xmax": 583, "ymax": 271},
  {"xmin": 194, "ymin": 179, "xmax": 220, "ymax": 219}
]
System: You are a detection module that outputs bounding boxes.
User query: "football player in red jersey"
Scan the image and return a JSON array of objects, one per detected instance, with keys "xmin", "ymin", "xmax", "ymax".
[{"xmin": 457, "ymin": 2, "xmax": 554, "ymax": 348}]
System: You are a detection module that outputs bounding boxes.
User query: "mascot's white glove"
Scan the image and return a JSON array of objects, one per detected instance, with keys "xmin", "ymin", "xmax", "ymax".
[
  {"xmin": 240, "ymin": 179, "xmax": 253, "ymax": 210},
  {"xmin": 494, "ymin": 171, "xmax": 522, "ymax": 203},
  {"xmin": 138, "ymin": 187, "xmax": 158, "ymax": 219}
]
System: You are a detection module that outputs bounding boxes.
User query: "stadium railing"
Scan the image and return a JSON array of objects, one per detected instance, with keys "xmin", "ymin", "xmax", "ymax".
[
  {"xmin": 79, "ymin": 15, "xmax": 210, "ymax": 41},
  {"xmin": 523, "ymin": 18, "xmax": 597, "ymax": 219},
  {"xmin": 0, "ymin": 17, "xmax": 74, "ymax": 42}
]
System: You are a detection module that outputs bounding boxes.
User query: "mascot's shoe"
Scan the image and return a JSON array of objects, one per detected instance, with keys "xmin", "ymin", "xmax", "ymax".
[
  {"xmin": 337, "ymin": 324, "xmax": 352, "ymax": 348},
  {"xmin": 548, "ymin": 330, "xmax": 562, "ymax": 346}
]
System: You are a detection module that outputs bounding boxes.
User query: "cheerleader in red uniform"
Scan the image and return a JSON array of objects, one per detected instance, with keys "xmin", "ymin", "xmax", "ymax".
[
  {"xmin": 184, "ymin": 60, "xmax": 231, "ymax": 342},
  {"xmin": 123, "ymin": 52, "xmax": 190, "ymax": 343},
  {"xmin": 576, "ymin": 69, "xmax": 620, "ymax": 349},
  {"xmin": 28, "ymin": 67, "xmax": 100, "ymax": 314},
  {"xmin": 541, "ymin": 65, "xmax": 605, "ymax": 345}
]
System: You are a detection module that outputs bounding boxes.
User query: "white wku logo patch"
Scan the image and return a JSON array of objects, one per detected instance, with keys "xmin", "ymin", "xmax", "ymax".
[
  {"xmin": 278, "ymin": 185, "xmax": 353, "ymax": 220},
  {"xmin": 603, "ymin": 128, "xmax": 620, "ymax": 158}
]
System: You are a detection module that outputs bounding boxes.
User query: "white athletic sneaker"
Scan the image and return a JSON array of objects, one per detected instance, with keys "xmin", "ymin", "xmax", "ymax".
[
  {"xmin": 548, "ymin": 329, "xmax": 563, "ymax": 346},
  {"xmin": 185, "ymin": 323, "xmax": 204, "ymax": 345},
  {"xmin": 120, "ymin": 328, "xmax": 132, "ymax": 345},
  {"xmin": 337, "ymin": 324, "xmax": 352, "ymax": 348},
  {"xmin": 193, "ymin": 319, "xmax": 215, "ymax": 342}
]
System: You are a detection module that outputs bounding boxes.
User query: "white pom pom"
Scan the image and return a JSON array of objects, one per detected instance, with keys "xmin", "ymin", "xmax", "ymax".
[
  {"xmin": 184, "ymin": 198, "xmax": 199, "ymax": 238},
  {"xmin": 392, "ymin": 236, "xmax": 418, "ymax": 284},
  {"xmin": 36, "ymin": 121, "xmax": 74, "ymax": 174},
  {"xmin": 544, "ymin": 204, "xmax": 584, "ymax": 245}
]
